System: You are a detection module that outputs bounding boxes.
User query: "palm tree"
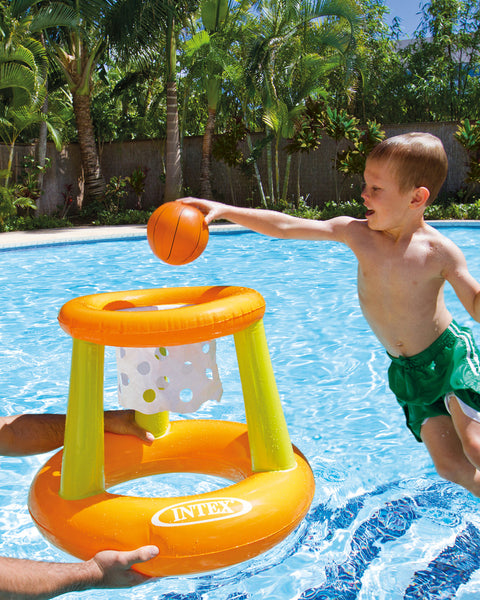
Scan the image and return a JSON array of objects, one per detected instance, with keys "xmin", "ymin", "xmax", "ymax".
[
  {"xmin": 243, "ymin": 0, "xmax": 360, "ymax": 204},
  {"xmin": 107, "ymin": 0, "xmax": 199, "ymax": 204},
  {"xmin": 42, "ymin": 0, "xmax": 114, "ymax": 204},
  {"xmin": 186, "ymin": 0, "xmax": 251, "ymax": 199},
  {"xmin": 0, "ymin": 0, "xmax": 73, "ymax": 185}
]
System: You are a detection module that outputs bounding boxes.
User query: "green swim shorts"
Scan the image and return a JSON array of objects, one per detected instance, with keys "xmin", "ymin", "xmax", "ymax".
[{"xmin": 388, "ymin": 320, "xmax": 480, "ymax": 442}]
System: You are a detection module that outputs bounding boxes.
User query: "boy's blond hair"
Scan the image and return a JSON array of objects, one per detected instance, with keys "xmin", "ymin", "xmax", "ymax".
[{"xmin": 367, "ymin": 132, "xmax": 448, "ymax": 205}]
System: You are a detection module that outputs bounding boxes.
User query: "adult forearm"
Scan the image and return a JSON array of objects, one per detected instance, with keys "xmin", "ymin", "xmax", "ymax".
[
  {"xmin": 0, "ymin": 556, "xmax": 103, "ymax": 599},
  {"xmin": 0, "ymin": 410, "xmax": 154, "ymax": 457},
  {"xmin": 0, "ymin": 414, "xmax": 66, "ymax": 456},
  {"xmin": 0, "ymin": 546, "xmax": 158, "ymax": 599}
]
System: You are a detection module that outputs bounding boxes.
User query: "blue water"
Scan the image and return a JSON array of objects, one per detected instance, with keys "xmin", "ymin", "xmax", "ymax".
[{"xmin": 1, "ymin": 225, "xmax": 480, "ymax": 599}]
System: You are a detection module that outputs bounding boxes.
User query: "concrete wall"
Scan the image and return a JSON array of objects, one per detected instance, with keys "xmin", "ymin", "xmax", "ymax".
[{"xmin": 0, "ymin": 121, "xmax": 471, "ymax": 215}]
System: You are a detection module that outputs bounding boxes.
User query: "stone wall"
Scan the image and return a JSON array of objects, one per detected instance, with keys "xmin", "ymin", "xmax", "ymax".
[{"xmin": 0, "ymin": 121, "xmax": 470, "ymax": 215}]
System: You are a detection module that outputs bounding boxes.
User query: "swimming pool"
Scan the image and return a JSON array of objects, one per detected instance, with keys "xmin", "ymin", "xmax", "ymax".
[{"xmin": 1, "ymin": 224, "xmax": 480, "ymax": 599}]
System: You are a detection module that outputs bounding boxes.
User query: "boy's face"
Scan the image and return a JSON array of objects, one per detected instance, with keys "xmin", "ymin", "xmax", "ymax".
[{"xmin": 362, "ymin": 158, "xmax": 416, "ymax": 232}]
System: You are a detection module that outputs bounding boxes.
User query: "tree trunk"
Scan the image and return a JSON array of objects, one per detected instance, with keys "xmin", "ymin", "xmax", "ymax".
[
  {"xmin": 246, "ymin": 133, "xmax": 267, "ymax": 207},
  {"xmin": 296, "ymin": 152, "xmax": 302, "ymax": 207},
  {"xmin": 36, "ymin": 96, "xmax": 48, "ymax": 215},
  {"xmin": 200, "ymin": 107, "xmax": 216, "ymax": 199},
  {"xmin": 164, "ymin": 80, "xmax": 183, "ymax": 203},
  {"xmin": 282, "ymin": 153, "xmax": 291, "ymax": 203},
  {"xmin": 72, "ymin": 92, "xmax": 105, "ymax": 205},
  {"xmin": 36, "ymin": 33, "xmax": 48, "ymax": 215},
  {"xmin": 163, "ymin": 12, "xmax": 183, "ymax": 204},
  {"xmin": 267, "ymin": 138, "xmax": 274, "ymax": 204}
]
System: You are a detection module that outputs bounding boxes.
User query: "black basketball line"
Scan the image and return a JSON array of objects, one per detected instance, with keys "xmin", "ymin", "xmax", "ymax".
[
  {"xmin": 151, "ymin": 203, "xmax": 168, "ymax": 256},
  {"xmin": 182, "ymin": 219, "xmax": 204, "ymax": 262},
  {"xmin": 167, "ymin": 206, "xmax": 185, "ymax": 261}
]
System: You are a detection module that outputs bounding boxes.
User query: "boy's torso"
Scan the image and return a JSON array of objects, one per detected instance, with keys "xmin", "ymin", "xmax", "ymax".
[{"xmin": 346, "ymin": 220, "xmax": 454, "ymax": 357}]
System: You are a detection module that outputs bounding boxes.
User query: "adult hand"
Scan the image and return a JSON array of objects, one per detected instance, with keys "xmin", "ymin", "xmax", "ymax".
[
  {"xmin": 88, "ymin": 545, "xmax": 160, "ymax": 589},
  {"xmin": 0, "ymin": 546, "xmax": 160, "ymax": 599},
  {"xmin": 104, "ymin": 410, "xmax": 154, "ymax": 443}
]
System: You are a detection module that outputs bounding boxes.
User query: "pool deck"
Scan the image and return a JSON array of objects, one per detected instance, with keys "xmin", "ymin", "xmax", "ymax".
[
  {"xmin": 0, "ymin": 223, "xmax": 245, "ymax": 250},
  {"xmin": 0, "ymin": 220, "xmax": 478, "ymax": 250}
]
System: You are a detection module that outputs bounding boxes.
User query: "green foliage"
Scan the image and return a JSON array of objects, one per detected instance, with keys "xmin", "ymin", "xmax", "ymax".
[
  {"xmin": 323, "ymin": 107, "xmax": 359, "ymax": 142},
  {"xmin": 79, "ymin": 175, "xmax": 129, "ymax": 221},
  {"xmin": 425, "ymin": 199, "xmax": 480, "ymax": 220},
  {"xmin": 84, "ymin": 208, "xmax": 153, "ymax": 226},
  {"xmin": 0, "ymin": 180, "xmax": 37, "ymax": 224},
  {"xmin": 287, "ymin": 98, "xmax": 384, "ymax": 201},
  {"xmin": 0, "ymin": 182, "xmax": 16, "ymax": 223},
  {"xmin": 455, "ymin": 119, "xmax": 480, "ymax": 186},
  {"xmin": 0, "ymin": 213, "xmax": 73, "ymax": 233},
  {"xmin": 285, "ymin": 96, "xmax": 325, "ymax": 154},
  {"xmin": 126, "ymin": 167, "xmax": 149, "ymax": 209},
  {"xmin": 337, "ymin": 120, "xmax": 386, "ymax": 177},
  {"xmin": 0, "ymin": 154, "xmax": 50, "ymax": 223},
  {"xmin": 16, "ymin": 154, "xmax": 52, "ymax": 203},
  {"xmin": 212, "ymin": 117, "xmax": 248, "ymax": 168}
]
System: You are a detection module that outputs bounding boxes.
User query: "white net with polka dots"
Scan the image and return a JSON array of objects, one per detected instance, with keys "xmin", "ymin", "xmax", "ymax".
[{"xmin": 116, "ymin": 341, "xmax": 223, "ymax": 414}]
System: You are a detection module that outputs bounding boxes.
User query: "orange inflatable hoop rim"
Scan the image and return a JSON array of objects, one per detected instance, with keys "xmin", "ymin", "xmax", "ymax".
[
  {"xmin": 58, "ymin": 285, "xmax": 266, "ymax": 347},
  {"xmin": 28, "ymin": 420, "xmax": 315, "ymax": 577}
]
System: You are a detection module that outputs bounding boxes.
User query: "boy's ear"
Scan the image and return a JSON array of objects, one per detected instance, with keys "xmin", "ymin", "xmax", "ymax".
[{"xmin": 410, "ymin": 186, "xmax": 430, "ymax": 209}]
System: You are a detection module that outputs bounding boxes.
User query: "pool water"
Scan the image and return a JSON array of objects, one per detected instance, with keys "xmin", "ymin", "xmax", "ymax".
[{"xmin": 1, "ymin": 225, "xmax": 480, "ymax": 599}]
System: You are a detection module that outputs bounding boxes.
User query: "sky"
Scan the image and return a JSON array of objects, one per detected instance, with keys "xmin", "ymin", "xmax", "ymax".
[{"xmin": 383, "ymin": 0, "xmax": 424, "ymax": 38}]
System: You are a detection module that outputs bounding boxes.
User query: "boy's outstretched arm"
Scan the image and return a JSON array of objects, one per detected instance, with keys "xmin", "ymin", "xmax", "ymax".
[
  {"xmin": 180, "ymin": 197, "xmax": 352, "ymax": 243},
  {"xmin": 443, "ymin": 240, "xmax": 480, "ymax": 322},
  {"xmin": 0, "ymin": 545, "xmax": 159, "ymax": 599}
]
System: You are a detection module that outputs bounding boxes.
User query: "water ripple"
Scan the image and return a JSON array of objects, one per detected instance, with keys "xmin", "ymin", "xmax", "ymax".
[{"xmin": 1, "ymin": 229, "xmax": 480, "ymax": 598}]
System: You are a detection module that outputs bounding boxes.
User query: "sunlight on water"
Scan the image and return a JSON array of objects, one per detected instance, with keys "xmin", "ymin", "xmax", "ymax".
[{"xmin": 0, "ymin": 225, "xmax": 480, "ymax": 598}]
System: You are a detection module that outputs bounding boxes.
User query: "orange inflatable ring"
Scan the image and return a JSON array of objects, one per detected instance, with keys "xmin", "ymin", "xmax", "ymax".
[
  {"xmin": 58, "ymin": 285, "xmax": 266, "ymax": 347},
  {"xmin": 29, "ymin": 420, "xmax": 315, "ymax": 576}
]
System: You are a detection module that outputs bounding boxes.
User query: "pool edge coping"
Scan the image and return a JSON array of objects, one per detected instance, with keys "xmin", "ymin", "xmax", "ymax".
[
  {"xmin": 0, "ymin": 223, "xmax": 246, "ymax": 250},
  {"xmin": 0, "ymin": 220, "xmax": 478, "ymax": 250}
]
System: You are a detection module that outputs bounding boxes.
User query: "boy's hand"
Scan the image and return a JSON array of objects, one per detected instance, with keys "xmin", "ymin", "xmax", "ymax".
[
  {"xmin": 179, "ymin": 197, "xmax": 224, "ymax": 225},
  {"xmin": 104, "ymin": 410, "xmax": 155, "ymax": 443}
]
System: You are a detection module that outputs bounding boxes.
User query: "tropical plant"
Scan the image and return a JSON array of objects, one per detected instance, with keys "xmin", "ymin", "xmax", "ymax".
[
  {"xmin": 242, "ymin": 0, "xmax": 360, "ymax": 205},
  {"xmin": 0, "ymin": 0, "xmax": 69, "ymax": 192},
  {"xmin": 326, "ymin": 0, "xmax": 403, "ymax": 123},
  {"xmin": 185, "ymin": 0, "xmax": 250, "ymax": 199},
  {"xmin": 0, "ymin": 155, "xmax": 51, "ymax": 224},
  {"xmin": 126, "ymin": 166, "xmax": 149, "ymax": 209},
  {"xmin": 107, "ymin": 0, "xmax": 200, "ymax": 204},
  {"xmin": 393, "ymin": 0, "xmax": 480, "ymax": 122},
  {"xmin": 337, "ymin": 118, "xmax": 385, "ymax": 177},
  {"xmin": 454, "ymin": 119, "xmax": 480, "ymax": 197},
  {"xmin": 0, "ymin": 170, "xmax": 36, "ymax": 223},
  {"xmin": 212, "ymin": 114, "xmax": 249, "ymax": 204},
  {"xmin": 0, "ymin": 95, "xmax": 62, "ymax": 186}
]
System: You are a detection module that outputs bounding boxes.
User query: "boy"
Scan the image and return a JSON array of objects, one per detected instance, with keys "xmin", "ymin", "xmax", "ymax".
[{"xmin": 182, "ymin": 132, "xmax": 480, "ymax": 496}]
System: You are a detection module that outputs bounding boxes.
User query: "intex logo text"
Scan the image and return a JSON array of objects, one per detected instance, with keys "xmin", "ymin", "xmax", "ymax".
[{"xmin": 151, "ymin": 497, "xmax": 252, "ymax": 527}]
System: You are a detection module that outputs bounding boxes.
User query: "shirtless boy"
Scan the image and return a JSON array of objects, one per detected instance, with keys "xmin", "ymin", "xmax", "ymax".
[{"xmin": 182, "ymin": 132, "xmax": 480, "ymax": 496}]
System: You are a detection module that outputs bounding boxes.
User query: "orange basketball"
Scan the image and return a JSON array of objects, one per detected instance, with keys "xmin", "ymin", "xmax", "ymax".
[{"xmin": 147, "ymin": 202, "xmax": 209, "ymax": 265}]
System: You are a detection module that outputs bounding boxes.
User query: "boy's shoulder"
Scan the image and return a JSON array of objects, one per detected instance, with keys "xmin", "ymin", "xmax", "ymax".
[{"xmin": 419, "ymin": 223, "xmax": 466, "ymax": 262}]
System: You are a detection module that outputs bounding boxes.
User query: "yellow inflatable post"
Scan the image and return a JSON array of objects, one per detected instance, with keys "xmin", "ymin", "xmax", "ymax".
[
  {"xmin": 234, "ymin": 319, "xmax": 295, "ymax": 472},
  {"xmin": 134, "ymin": 410, "xmax": 170, "ymax": 438},
  {"xmin": 60, "ymin": 338, "xmax": 105, "ymax": 500}
]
